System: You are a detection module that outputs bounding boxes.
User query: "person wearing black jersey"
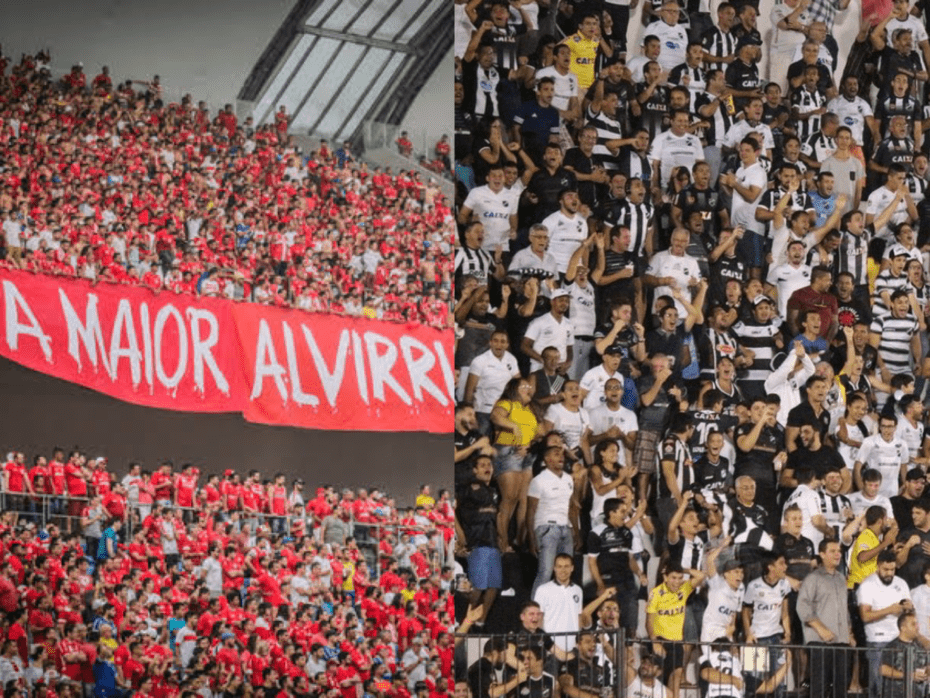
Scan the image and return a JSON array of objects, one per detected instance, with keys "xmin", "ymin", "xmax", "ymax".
[
  {"xmin": 593, "ymin": 298, "xmax": 647, "ymax": 362},
  {"xmin": 657, "ymin": 413, "xmax": 697, "ymax": 531},
  {"xmin": 693, "ymin": 430, "xmax": 733, "ymax": 497},
  {"xmin": 688, "ymin": 388, "xmax": 730, "ymax": 462},
  {"xmin": 871, "ymin": 24, "xmax": 929, "ymax": 100},
  {"xmin": 731, "ymin": 294, "xmax": 785, "ymax": 400},
  {"xmin": 875, "ymin": 72, "xmax": 922, "ymax": 141},
  {"xmin": 515, "ymin": 646, "xmax": 557, "ymax": 698},
  {"xmin": 707, "ymin": 227, "xmax": 749, "ymax": 307},
  {"xmin": 456, "ymin": 455, "xmax": 503, "ymax": 623},
  {"xmin": 591, "ymin": 228, "xmax": 640, "ymax": 318},
  {"xmin": 455, "ymin": 405, "xmax": 495, "ymax": 481},
  {"xmin": 774, "ymin": 504, "xmax": 817, "ymax": 586},
  {"xmin": 634, "ymin": 61, "xmax": 670, "ymax": 142},
  {"xmin": 735, "ymin": 398, "xmax": 786, "ymax": 531},
  {"xmin": 672, "ymin": 160, "xmax": 730, "ymax": 241},
  {"xmin": 616, "ymin": 129, "xmax": 653, "ymax": 194},
  {"xmin": 559, "ymin": 632, "xmax": 612, "ymax": 698},
  {"xmin": 701, "ymin": 2, "xmax": 737, "ymax": 69},
  {"xmin": 588, "ymin": 497, "xmax": 649, "ymax": 634},
  {"xmin": 467, "ymin": 637, "xmax": 514, "ymax": 698},
  {"xmin": 695, "ymin": 70, "xmax": 736, "ymax": 184},
  {"xmin": 528, "ymin": 145, "xmax": 579, "ymax": 223},
  {"xmin": 668, "ymin": 42, "xmax": 708, "ymax": 94},
  {"xmin": 725, "ymin": 36, "xmax": 762, "ymax": 113},
  {"xmin": 729, "ymin": 475, "xmax": 773, "ymax": 542}
]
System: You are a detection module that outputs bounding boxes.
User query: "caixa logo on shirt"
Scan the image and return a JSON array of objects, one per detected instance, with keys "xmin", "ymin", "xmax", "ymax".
[{"xmin": 482, "ymin": 211, "xmax": 509, "ymax": 219}]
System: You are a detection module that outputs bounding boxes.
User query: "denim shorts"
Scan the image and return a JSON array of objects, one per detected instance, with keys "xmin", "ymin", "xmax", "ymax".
[{"xmin": 494, "ymin": 444, "xmax": 533, "ymax": 474}]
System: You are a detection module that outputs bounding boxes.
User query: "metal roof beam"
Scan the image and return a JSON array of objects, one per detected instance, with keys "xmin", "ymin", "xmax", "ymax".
[{"xmin": 296, "ymin": 25, "xmax": 416, "ymax": 53}]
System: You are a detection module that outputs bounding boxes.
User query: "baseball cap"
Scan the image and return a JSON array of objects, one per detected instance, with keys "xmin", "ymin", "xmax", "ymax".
[
  {"xmin": 603, "ymin": 345, "xmax": 624, "ymax": 356},
  {"xmin": 888, "ymin": 243, "xmax": 910, "ymax": 258},
  {"xmin": 737, "ymin": 35, "xmax": 762, "ymax": 50},
  {"xmin": 752, "ymin": 294, "xmax": 773, "ymax": 306},
  {"xmin": 551, "ymin": 288, "xmax": 571, "ymax": 300}
]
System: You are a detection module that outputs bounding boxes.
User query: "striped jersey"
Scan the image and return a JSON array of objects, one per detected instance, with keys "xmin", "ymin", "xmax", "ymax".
[
  {"xmin": 616, "ymin": 201, "xmax": 655, "ymax": 258},
  {"xmin": 870, "ymin": 312, "xmax": 919, "ymax": 374},
  {"xmin": 836, "ymin": 228, "xmax": 871, "ymax": 286},
  {"xmin": 871, "ymin": 269, "xmax": 911, "ymax": 318},
  {"xmin": 731, "ymin": 319, "xmax": 783, "ymax": 386},
  {"xmin": 791, "ymin": 87, "xmax": 827, "ymax": 142},
  {"xmin": 454, "ymin": 245, "xmax": 495, "ymax": 281},
  {"xmin": 658, "ymin": 435, "xmax": 694, "ymax": 499}
]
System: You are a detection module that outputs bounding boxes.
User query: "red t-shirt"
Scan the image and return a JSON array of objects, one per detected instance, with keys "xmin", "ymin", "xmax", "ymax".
[{"xmin": 64, "ymin": 463, "xmax": 87, "ymax": 496}]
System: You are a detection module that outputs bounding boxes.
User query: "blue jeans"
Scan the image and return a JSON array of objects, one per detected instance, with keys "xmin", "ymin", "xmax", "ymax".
[
  {"xmin": 867, "ymin": 640, "xmax": 887, "ymax": 698},
  {"xmin": 744, "ymin": 634, "xmax": 787, "ymax": 698},
  {"xmin": 532, "ymin": 524, "xmax": 574, "ymax": 596}
]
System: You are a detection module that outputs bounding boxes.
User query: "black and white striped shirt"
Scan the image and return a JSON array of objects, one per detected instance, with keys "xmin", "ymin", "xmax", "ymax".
[
  {"xmin": 695, "ymin": 91, "xmax": 735, "ymax": 147},
  {"xmin": 872, "ymin": 269, "xmax": 911, "ymax": 318},
  {"xmin": 870, "ymin": 312, "xmax": 919, "ymax": 374},
  {"xmin": 658, "ymin": 435, "xmax": 694, "ymax": 500},
  {"xmin": 586, "ymin": 105, "xmax": 624, "ymax": 169},
  {"xmin": 617, "ymin": 201, "xmax": 655, "ymax": 258},
  {"xmin": 701, "ymin": 27, "xmax": 736, "ymax": 69},
  {"xmin": 818, "ymin": 489, "xmax": 852, "ymax": 546},
  {"xmin": 837, "ymin": 228, "xmax": 871, "ymax": 286},
  {"xmin": 791, "ymin": 87, "xmax": 827, "ymax": 142},
  {"xmin": 454, "ymin": 245, "xmax": 494, "ymax": 282},
  {"xmin": 731, "ymin": 319, "xmax": 782, "ymax": 386}
]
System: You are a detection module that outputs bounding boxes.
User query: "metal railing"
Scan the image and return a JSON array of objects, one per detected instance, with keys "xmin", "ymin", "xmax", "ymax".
[
  {"xmin": 455, "ymin": 631, "xmax": 930, "ymax": 698},
  {"xmin": 0, "ymin": 490, "xmax": 448, "ymax": 577}
]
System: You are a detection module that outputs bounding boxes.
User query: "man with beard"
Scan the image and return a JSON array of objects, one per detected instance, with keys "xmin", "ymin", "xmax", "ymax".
[
  {"xmin": 735, "ymin": 398, "xmax": 785, "ymax": 532},
  {"xmin": 560, "ymin": 632, "xmax": 612, "ymax": 698},
  {"xmin": 456, "ymin": 456, "xmax": 502, "ymax": 624},
  {"xmin": 858, "ymin": 551, "xmax": 915, "ymax": 697},
  {"xmin": 454, "ymin": 405, "xmax": 495, "ymax": 476},
  {"xmin": 624, "ymin": 653, "xmax": 668, "ymax": 697},
  {"xmin": 891, "ymin": 466, "xmax": 927, "ymax": 532},
  {"xmin": 528, "ymin": 145, "xmax": 579, "ymax": 222},
  {"xmin": 468, "ymin": 638, "xmax": 518, "ymax": 698},
  {"xmin": 673, "ymin": 160, "xmax": 730, "ymax": 241},
  {"xmin": 895, "ymin": 498, "xmax": 930, "ymax": 588}
]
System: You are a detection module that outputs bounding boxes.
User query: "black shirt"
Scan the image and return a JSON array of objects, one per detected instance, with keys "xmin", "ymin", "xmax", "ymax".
[
  {"xmin": 773, "ymin": 532, "xmax": 816, "ymax": 581},
  {"xmin": 562, "ymin": 656, "xmax": 612, "ymax": 694},
  {"xmin": 693, "ymin": 454, "xmax": 733, "ymax": 494},
  {"xmin": 734, "ymin": 421, "xmax": 784, "ymax": 489},
  {"xmin": 786, "ymin": 401, "xmax": 831, "ymax": 443},
  {"xmin": 467, "ymin": 657, "xmax": 497, "ymax": 698},
  {"xmin": 588, "ymin": 524, "xmax": 635, "ymax": 584},
  {"xmin": 456, "ymin": 480, "xmax": 501, "ymax": 549},
  {"xmin": 891, "ymin": 495, "xmax": 920, "ymax": 533},
  {"xmin": 895, "ymin": 526, "xmax": 930, "ymax": 587}
]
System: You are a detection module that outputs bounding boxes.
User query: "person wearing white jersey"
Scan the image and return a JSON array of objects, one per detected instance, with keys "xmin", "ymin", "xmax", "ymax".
[
  {"xmin": 464, "ymin": 330, "xmax": 521, "ymax": 424},
  {"xmin": 858, "ymin": 552, "xmax": 916, "ymax": 697},
  {"xmin": 723, "ymin": 137, "xmax": 768, "ymax": 272},
  {"xmin": 542, "ymin": 381, "xmax": 592, "ymax": 456},
  {"xmin": 855, "ymin": 414, "xmax": 910, "ymax": 500},
  {"xmin": 535, "ymin": 44, "xmax": 581, "ymax": 118},
  {"xmin": 643, "ymin": 229, "xmax": 703, "ymax": 316},
  {"xmin": 458, "ymin": 164, "xmax": 517, "ymax": 253},
  {"xmin": 765, "ymin": 240, "xmax": 812, "ymax": 319},
  {"xmin": 743, "ymin": 553, "xmax": 792, "ymax": 695},
  {"xmin": 848, "ymin": 468, "xmax": 895, "ymax": 519},
  {"xmin": 566, "ymin": 253, "xmax": 598, "ymax": 379},
  {"xmin": 645, "ymin": 1, "xmax": 689, "ymax": 73},
  {"xmin": 509, "ymin": 223, "xmax": 560, "ymax": 280},
  {"xmin": 588, "ymin": 377, "xmax": 639, "ymax": 462},
  {"xmin": 782, "ymin": 466, "xmax": 830, "ymax": 550},
  {"xmin": 522, "ymin": 288, "xmax": 575, "ymax": 373},
  {"xmin": 580, "ymin": 348, "xmax": 625, "ymax": 411},
  {"xmin": 701, "ymin": 555, "xmax": 746, "ymax": 642},
  {"xmin": 541, "ymin": 188, "xmax": 587, "ymax": 274},
  {"xmin": 826, "ymin": 76, "xmax": 879, "ymax": 149},
  {"xmin": 648, "ymin": 109, "xmax": 705, "ymax": 191},
  {"xmin": 895, "ymin": 395, "xmax": 929, "ymax": 471}
]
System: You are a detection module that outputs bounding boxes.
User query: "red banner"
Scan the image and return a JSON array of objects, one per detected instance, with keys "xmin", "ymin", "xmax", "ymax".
[{"xmin": 0, "ymin": 270, "xmax": 454, "ymax": 433}]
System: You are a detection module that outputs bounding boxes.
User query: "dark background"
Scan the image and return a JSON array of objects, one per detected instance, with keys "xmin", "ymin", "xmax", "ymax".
[{"xmin": 0, "ymin": 357, "xmax": 451, "ymax": 505}]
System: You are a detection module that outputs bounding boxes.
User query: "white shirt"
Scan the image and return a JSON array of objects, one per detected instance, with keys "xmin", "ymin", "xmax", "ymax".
[
  {"xmin": 534, "ymin": 580, "xmax": 584, "ymax": 649},
  {"xmin": 729, "ymin": 161, "xmax": 768, "ymax": 235},
  {"xmin": 744, "ymin": 575, "xmax": 792, "ymax": 638},
  {"xmin": 867, "ymin": 186, "xmax": 911, "ymax": 241},
  {"xmin": 527, "ymin": 468, "xmax": 574, "ymax": 526},
  {"xmin": 541, "ymin": 210, "xmax": 587, "ymax": 273},
  {"xmin": 765, "ymin": 262, "xmax": 812, "ymax": 318},
  {"xmin": 535, "ymin": 66, "xmax": 580, "ymax": 112},
  {"xmin": 627, "ymin": 677, "xmax": 669, "ymax": 698},
  {"xmin": 826, "ymin": 95, "xmax": 874, "ymax": 146},
  {"xmin": 723, "ymin": 121, "xmax": 775, "ymax": 152},
  {"xmin": 645, "ymin": 20, "xmax": 689, "ymax": 72},
  {"xmin": 858, "ymin": 573, "xmax": 911, "ymax": 642},
  {"xmin": 896, "ymin": 418, "xmax": 925, "ymax": 466},
  {"xmin": 544, "ymin": 403, "xmax": 591, "ymax": 450},
  {"xmin": 887, "ymin": 15, "xmax": 929, "ymax": 46},
  {"xmin": 646, "ymin": 250, "xmax": 701, "ymax": 315},
  {"xmin": 468, "ymin": 349, "xmax": 520, "ymax": 413},
  {"xmin": 525, "ymin": 312, "xmax": 574, "ymax": 372},
  {"xmin": 201, "ymin": 556, "xmax": 223, "ymax": 594},
  {"xmin": 580, "ymin": 365, "xmax": 624, "ymax": 411},
  {"xmin": 568, "ymin": 281, "xmax": 597, "ymax": 335},
  {"xmin": 912, "ymin": 584, "xmax": 930, "ymax": 638},
  {"xmin": 176, "ymin": 625, "xmax": 198, "ymax": 669},
  {"xmin": 462, "ymin": 185, "xmax": 514, "ymax": 251},
  {"xmin": 847, "ymin": 491, "xmax": 894, "ymax": 519},
  {"xmin": 648, "ymin": 130, "xmax": 705, "ymax": 187},
  {"xmin": 857, "ymin": 434, "xmax": 909, "ymax": 500},
  {"xmin": 508, "ymin": 246, "xmax": 560, "ymax": 278},
  {"xmin": 701, "ymin": 574, "xmax": 745, "ymax": 642},
  {"xmin": 588, "ymin": 404, "xmax": 639, "ymax": 445}
]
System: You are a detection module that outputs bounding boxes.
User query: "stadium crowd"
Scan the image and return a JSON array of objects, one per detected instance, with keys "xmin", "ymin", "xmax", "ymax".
[
  {"xmin": 0, "ymin": 449, "xmax": 455, "ymax": 698},
  {"xmin": 0, "ymin": 49, "xmax": 453, "ymax": 328},
  {"xmin": 454, "ymin": 0, "xmax": 930, "ymax": 696}
]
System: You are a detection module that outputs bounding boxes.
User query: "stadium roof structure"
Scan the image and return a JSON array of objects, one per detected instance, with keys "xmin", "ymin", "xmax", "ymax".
[{"xmin": 238, "ymin": 0, "xmax": 449, "ymax": 146}]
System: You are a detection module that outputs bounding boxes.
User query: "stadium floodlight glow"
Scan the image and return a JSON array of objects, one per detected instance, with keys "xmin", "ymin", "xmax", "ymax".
[{"xmin": 237, "ymin": 0, "xmax": 450, "ymax": 144}]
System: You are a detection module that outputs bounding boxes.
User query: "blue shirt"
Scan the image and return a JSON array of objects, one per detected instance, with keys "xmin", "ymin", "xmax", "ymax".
[
  {"xmin": 793, "ymin": 333, "xmax": 828, "ymax": 356},
  {"xmin": 809, "ymin": 191, "xmax": 837, "ymax": 228},
  {"xmin": 97, "ymin": 527, "xmax": 118, "ymax": 560}
]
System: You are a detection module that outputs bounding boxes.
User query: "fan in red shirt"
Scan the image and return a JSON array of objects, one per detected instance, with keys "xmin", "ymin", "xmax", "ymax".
[{"xmin": 63, "ymin": 451, "xmax": 92, "ymax": 520}]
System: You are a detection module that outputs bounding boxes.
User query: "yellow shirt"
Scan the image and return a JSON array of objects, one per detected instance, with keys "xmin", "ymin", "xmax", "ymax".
[
  {"xmin": 647, "ymin": 581, "xmax": 694, "ymax": 641},
  {"xmin": 847, "ymin": 528, "xmax": 880, "ymax": 588},
  {"xmin": 415, "ymin": 494, "xmax": 435, "ymax": 509},
  {"xmin": 493, "ymin": 400, "xmax": 537, "ymax": 447},
  {"xmin": 563, "ymin": 33, "xmax": 599, "ymax": 89},
  {"xmin": 342, "ymin": 560, "xmax": 356, "ymax": 591}
]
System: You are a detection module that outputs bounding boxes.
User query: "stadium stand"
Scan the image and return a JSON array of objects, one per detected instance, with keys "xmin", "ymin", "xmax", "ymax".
[
  {"xmin": 453, "ymin": 1, "xmax": 930, "ymax": 696},
  {"xmin": 0, "ymin": 50, "xmax": 453, "ymax": 328},
  {"xmin": 0, "ymin": 448, "xmax": 454, "ymax": 697}
]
